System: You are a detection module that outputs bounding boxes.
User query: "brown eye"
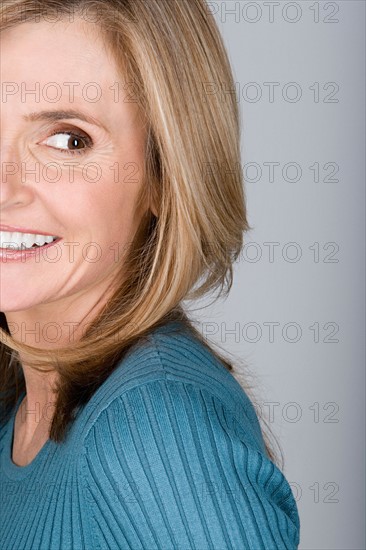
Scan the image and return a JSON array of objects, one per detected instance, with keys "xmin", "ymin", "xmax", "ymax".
[
  {"xmin": 41, "ymin": 130, "xmax": 93, "ymax": 156},
  {"xmin": 68, "ymin": 135, "xmax": 86, "ymax": 150}
]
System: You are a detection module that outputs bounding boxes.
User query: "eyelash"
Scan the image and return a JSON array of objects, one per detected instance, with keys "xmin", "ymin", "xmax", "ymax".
[{"xmin": 43, "ymin": 128, "xmax": 94, "ymax": 156}]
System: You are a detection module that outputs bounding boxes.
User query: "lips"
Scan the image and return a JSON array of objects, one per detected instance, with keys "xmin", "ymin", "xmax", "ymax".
[
  {"xmin": 0, "ymin": 231, "xmax": 59, "ymax": 250},
  {"xmin": 0, "ymin": 225, "xmax": 61, "ymax": 251},
  {"xmin": 0, "ymin": 224, "xmax": 59, "ymax": 235}
]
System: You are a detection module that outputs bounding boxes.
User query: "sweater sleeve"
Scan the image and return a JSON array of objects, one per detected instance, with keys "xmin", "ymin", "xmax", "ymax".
[{"xmin": 80, "ymin": 378, "xmax": 300, "ymax": 550}]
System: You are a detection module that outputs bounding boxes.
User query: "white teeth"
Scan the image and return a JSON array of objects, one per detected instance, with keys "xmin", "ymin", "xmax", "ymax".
[{"xmin": 0, "ymin": 231, "xmax": 57, "ymax": 250}]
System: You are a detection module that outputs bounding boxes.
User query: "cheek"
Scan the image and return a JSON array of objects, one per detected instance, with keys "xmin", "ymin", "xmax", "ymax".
[
  {"xmin": 72, "ymin": 197, "xmax": 139, "ymax": 283},
  {"xmin": 94, "ymin": 192, "xmax": 142, "ymax": 252},
  {"xmin": 35, "ymin": 144, "xmax": 146, "ymax": 249},
  {"xmin": 71, "ymin": 176, "xmax": 144, "ymax": 256}
]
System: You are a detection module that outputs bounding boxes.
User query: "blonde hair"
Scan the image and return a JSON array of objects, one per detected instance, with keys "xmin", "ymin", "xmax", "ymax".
[{"xmin": 0, "ymin": 0, "xmax": 282, "ymax": 467}]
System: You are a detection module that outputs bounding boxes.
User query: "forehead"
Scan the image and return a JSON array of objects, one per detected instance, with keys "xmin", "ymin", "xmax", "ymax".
[
  {"xmin": 1, "ymin": 17, "xmax": 116, "ymax": 85},
  {"xmin": 0, "ymin": 17, "xmax": 141, "ymax": 130}
]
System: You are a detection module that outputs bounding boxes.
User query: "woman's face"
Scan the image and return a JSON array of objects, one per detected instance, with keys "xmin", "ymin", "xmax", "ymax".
[{"xmin": 0, "ymin": 18, "xmax": 149, "ymax": 315}]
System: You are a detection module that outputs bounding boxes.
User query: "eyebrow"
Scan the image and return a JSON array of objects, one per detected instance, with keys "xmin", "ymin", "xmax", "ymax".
[{"xmin": 23, "ymin": 110, "xmax": 108, "ymax": 131}]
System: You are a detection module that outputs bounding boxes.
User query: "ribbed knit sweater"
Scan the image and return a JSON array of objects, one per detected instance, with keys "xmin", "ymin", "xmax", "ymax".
[{"xmin": 0, "ymin": 320, "xmax": 300, "ymax": 550}]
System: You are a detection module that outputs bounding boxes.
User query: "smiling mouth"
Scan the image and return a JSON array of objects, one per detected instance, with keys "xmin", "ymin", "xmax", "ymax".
[{"xmin": 0, "ymin": 231, "xmax": 60, "ymax": 251}]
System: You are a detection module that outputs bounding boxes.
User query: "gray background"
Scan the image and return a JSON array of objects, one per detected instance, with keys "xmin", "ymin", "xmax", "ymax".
[{"xmin": 187, "ymin": 1, "xmax": 366, "ymax": 548}]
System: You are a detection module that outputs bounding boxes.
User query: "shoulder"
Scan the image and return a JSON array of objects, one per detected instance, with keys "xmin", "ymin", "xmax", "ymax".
[
  {"xmin": 78, "ymin": 370, "xmax": 300, "ymax": 548},
  {"xmin": 75, "ymin": 320, "xmax": 265, "ymax": 453},
  {"xmin": 75, "ymin": 322, "xmax": 300, "ymax": 547}
]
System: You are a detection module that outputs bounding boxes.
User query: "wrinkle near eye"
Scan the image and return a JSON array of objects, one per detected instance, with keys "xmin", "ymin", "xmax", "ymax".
[{"xmin": 43, "ymin": 133, "xmax": 89, "ymax": 152}]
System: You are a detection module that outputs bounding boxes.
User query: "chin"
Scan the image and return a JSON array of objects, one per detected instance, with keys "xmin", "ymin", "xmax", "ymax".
[{"xmin": 0, "ymin": 287, "xmax": 44, "ymax": 315}]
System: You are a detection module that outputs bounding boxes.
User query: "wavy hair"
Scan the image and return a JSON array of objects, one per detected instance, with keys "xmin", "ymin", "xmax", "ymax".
[{"xmin": 0, "ymin": 0, "xmax": 283, "ymax": 468}]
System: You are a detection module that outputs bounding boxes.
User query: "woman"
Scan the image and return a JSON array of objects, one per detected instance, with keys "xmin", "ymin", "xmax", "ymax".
[{"xmin": 0, "ymin": 1, "xmax": 300, "ymax": 548}]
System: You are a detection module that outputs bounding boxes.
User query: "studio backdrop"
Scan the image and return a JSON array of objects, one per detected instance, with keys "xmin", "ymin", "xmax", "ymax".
[{"xmin": 187, "ymin": 2, "xmax": 366, "ymax": 549}]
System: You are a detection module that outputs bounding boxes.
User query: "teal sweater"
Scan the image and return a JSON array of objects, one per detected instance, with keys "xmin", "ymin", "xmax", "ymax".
[{"xmin": 0, "ymin": 320, "xmax": 300, "ymax": 549}]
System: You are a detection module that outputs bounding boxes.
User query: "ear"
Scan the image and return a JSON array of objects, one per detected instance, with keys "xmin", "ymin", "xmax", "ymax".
[
  {"xmin": 150, "ymin": 203, "xmax": 158, "ymax": 217},
  {"xmin": 149, "ymin": 185, "xmax": 159, "ymax": 217}
]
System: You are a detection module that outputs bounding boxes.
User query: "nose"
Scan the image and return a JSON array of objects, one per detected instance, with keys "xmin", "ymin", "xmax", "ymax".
[{"xmin": 0, "ymin": 145, "xmax": 34, "ymax": 210}]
